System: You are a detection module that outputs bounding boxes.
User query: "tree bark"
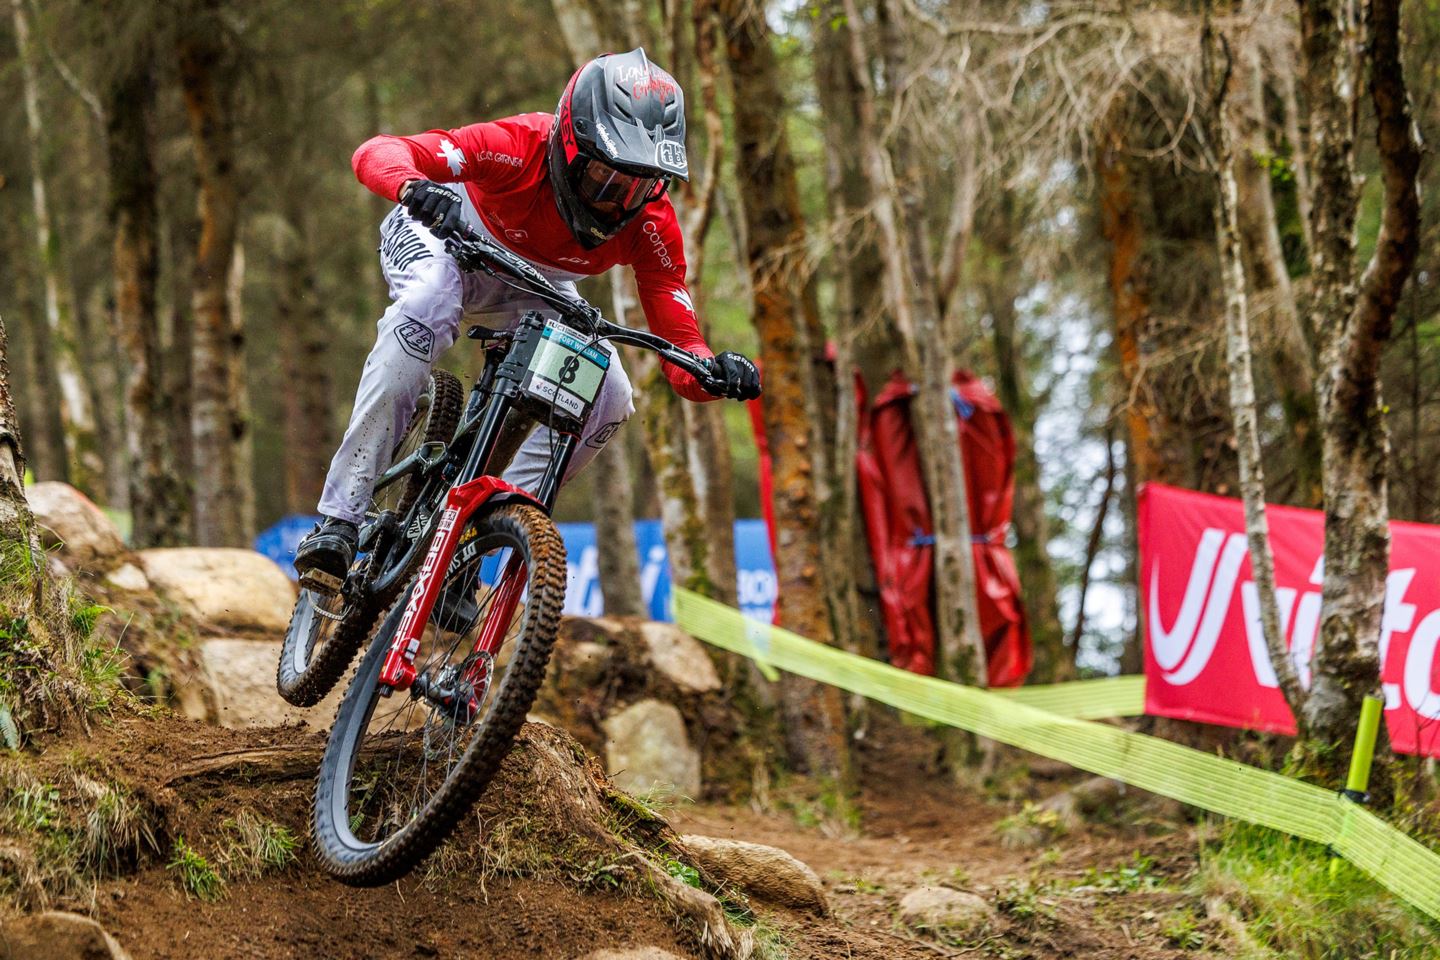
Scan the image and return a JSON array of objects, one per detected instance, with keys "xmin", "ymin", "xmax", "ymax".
[
  {"xmin": 0, "ymin": 312, "xmax": 35, "ymax": 542},
  {"xmin": 982, "ymin": 197, "xmax": 1068, "ymax": 681},
  {"xmin": 11, "ymin": 0, "xmax": 100, "ymax": 493},
  {"xmin": 716, "ymin": 0, "xmax": 852, "ymax": 789},
  {"xmin": 1209, "ymin": 28, "xmax": 1306, "ymax": 715},
  {"xmin": 591, "ymin": 274, "xmax": 646, "ymax": 619},
  {"xmin": 1228, "ymin": 35, "xmax": 1321, "ymax": 507},
  {"xmin": 0, "ymin": 208, "xmax": 66, "ymax": 484},
  {"xmin": 178, "ymin": 14, "xmax": 251, "ymax": 547},
  {"xmin": 276, "ymin": 205, "xmax": 332, "ymax": 515},
  {"xmin": 105, "ymin": 41, "xmax": 189, "ymax": 546},
  {"xmin": 1298, "ymin": 0, "xmax": 1422, "ymax": 780},
  {"xmin": 842, "ymin": 0, "xmax": 987, "ymax": 686},
  {"xmin": 1097, "ymin": 116, "xmax": 1176, "ymax": 488}
]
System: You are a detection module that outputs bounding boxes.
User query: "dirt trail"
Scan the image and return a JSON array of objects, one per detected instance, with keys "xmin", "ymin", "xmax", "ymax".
[{"xmin": 15, "ymin": 708, "xmax": 1230, "ymax": 959}]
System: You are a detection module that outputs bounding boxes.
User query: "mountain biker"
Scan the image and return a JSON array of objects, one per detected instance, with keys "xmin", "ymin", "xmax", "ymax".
[{"xmin": 294, "ymin": 48, "xmax": 761, "ymax": 587}]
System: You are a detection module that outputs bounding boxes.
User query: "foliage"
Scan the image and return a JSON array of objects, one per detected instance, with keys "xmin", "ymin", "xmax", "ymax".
[
  {"xmin": 167, "ymin": 838, "xmax": 226, "ymax": 902},
  {"xmin": 1197, "ymin": 823, "xmax": 1438, "ymax": 959},
  {"xmin": 220, "ymin": 809, "xmax": 299, "ymax": 879}
]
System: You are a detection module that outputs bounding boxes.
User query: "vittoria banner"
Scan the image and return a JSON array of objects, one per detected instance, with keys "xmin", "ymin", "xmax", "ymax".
[{"xmin": 1140, "ymin": 483, "xmax": 1440, "ymax": 756}]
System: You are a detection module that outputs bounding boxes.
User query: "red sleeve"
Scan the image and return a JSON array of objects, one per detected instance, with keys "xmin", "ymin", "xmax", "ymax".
[
  {"xmin": 352, "ymin": 119, "xmax": 531, "ymax": 202},
  {"xmin": 627, "ymin": 206, "xmax": 715, "ymax": 402}
]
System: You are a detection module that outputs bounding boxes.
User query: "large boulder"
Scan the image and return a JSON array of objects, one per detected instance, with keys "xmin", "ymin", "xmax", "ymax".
[
  {"xmin": 179, "ymin": 637, "xmax": 338, "ymax": 730},
  {"xmin": 898, "ymin": 886, "xmax": 996, "ymax": 939},
  {"xmin": 0, "ymin": 910, "xmax": 132, "ymax": 959},
  {"xmin": 681, "ymin": 835, "xmax": 828, "ymax": 914},
  {"xmin": 602, "ymin": 699, "xmax": 701, "ymax": 799},
  {"xmin": 136, "ymin": 548, "xmax": 296, "ymax": 633},
  {"xmin": 24, "ymin": 482, "xmax": 127, "ymax": 570},
  {"xmin": 637, "ymin": 622, "xmax": 722, "ymax": 694}
]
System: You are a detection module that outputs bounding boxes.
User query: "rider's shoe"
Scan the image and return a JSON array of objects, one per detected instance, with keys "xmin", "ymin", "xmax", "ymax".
[{"xmin": 294, "ymin": 517, "xmax": 359, "ymax": 595}]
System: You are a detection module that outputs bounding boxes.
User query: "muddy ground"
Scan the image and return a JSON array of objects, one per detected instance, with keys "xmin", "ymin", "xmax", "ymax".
[{"xmin": 12, "ymin": 707, "xmax": 1233, "ymax": 959}]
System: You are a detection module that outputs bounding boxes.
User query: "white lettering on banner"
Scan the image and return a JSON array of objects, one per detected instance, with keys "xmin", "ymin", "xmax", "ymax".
[{"xmin": 1149, "ymin": 526, "xmax": 1439, "ymax": 716}]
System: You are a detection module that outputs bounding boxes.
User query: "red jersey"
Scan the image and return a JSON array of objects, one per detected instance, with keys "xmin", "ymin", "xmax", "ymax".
[{"xmin": 352, "ymin": 112, "xmax": 714, "ymax": 401}]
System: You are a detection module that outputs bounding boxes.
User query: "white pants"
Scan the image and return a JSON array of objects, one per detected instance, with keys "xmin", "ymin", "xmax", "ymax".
[{"xmin": 317, "ymin": 206, "xmax": 635, "ymax": 524}]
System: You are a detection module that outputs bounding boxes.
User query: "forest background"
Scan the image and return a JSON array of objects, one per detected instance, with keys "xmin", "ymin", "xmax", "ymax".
[{"xmin": 2, "ymin": 0, "xmax": 1439, "ymax": 791}]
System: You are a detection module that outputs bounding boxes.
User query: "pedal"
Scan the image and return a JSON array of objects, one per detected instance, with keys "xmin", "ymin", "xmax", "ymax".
[{"xmin": 299, "ymin": 568, "xmax": 344, "ymax": 597}]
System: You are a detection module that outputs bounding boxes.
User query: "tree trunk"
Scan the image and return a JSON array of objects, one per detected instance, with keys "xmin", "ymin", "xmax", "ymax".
[
  {"xmin": 1229, "ymin": 36, "xmax": 1321, "ymax": 507},
  {"xmin": 0, "ymin": 312, "xmax": 35, "ymax": 542},
  {"xmin": 108, "ymin": 49, "xmax": 189, "ymax": 547},
  {"xmin": 1298, "ymin": 0, "xmax": 1422, "ymax": 787},
  {"xmin": 841, "ymin": 0, "xmax": 987, "ymax": 686},
  {"xmin": 1210, "ymin": 32, "xmax": 1306, "ymax": 715},
  {"xmin": 591, "ymin": 273, "xmax": 646, "ymax": 619},
  {"xmin": 982, "ymin": 198, "xmax": 1068, "ymax": 682},
  {"xmin": 0, "ymin": 209, "xmax": 66, "ymax": 484},
  {"xmin": 1097, "ymin": 116, "xmax": 1176, "ymax": 488},
  {"xmin": 716, "ymin": 0, "xmax": 852, "ymax": 789},
  {"xmin": 178, "ymin": 18, "xmax": 251, "ymax": 547},
  {"xmin": 11, "ymin": 0, "xmax": 100, "ymax": 494},
  {"xmin": 277, "ymin": 205, "xmax": 332, "ymax": 515}
]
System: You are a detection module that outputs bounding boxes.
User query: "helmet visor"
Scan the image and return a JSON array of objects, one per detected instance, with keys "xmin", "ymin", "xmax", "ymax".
[{"xmin": 574, "ymin": 159, "xmax": 667, "ymax": 221}]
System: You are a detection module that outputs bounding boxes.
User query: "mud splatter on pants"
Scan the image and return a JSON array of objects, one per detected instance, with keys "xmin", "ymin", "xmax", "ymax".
[{"xmin": 317, "ymin": 206, "xmax": 634, "ymax": 524}]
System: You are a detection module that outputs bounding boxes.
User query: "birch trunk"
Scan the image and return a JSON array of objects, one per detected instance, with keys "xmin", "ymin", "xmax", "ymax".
[
  {"xmin": 1229, "ymin": 37, "xmax": 1320, "ymax": 507},
  {"xmin": 1298, "ymin": 0, "xmax": 1422, "ymax": 781},
  {"xmin": 1211, "ymin": 47, "xmax": 1305, "ymax": 714},
  {"xmin": 717, "ymin": 0, "xmax": 852, "ymax": 789},
  {"xmin": 842, "ymin": 0, "xmax": 987, "ymax": 686},
  {"xmin": 179, "ymin": 19, "xmax": 251, "ymax": 546},
  {"xmin": 11, "ymin": 0, "xmax": 100, "ymax": 494}
]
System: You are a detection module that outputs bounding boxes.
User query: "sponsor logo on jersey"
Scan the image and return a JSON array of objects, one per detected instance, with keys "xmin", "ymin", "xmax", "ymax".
[
  {"xmin": 504, "ymin": 229, "xmax": 530, "ymax": 243},
  {"xmin": 477, "ymin": 150, "xmax": 523, "ymax": 168},
  {"xmin": 642, "ymin": 220, "xmax": 677, "ymax": 271},
  {"xmin": 595, "ymin": 122, "xmax": 620, "ymax": 158},
  {"xmin": 437, "ymin": 138, "xmax": 466, "ymax": 175},
  {"xmin": 668, "ymin": 288, "xmax": 694, "ymax": 313},
  {"xmin": 395, "ymin": 318, "xmax": 435, "ymax": 362},
  {"xmin": 556, "ymin": 255, "xmax": 592, "ymax": 265},
  {"xmin": 655, "ymin": 141, "xmax": 688, "ymax": 177}
]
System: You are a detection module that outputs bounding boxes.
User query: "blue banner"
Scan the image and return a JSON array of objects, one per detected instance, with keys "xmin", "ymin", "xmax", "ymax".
[{"xmin": 256, "ymin": 515, "xmax": 776, "ymax": 624}]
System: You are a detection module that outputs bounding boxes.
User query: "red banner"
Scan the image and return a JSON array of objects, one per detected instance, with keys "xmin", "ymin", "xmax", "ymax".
[{"xmin": 1140, "ymin": 483, "xmax": 1440, "ymax": 757}]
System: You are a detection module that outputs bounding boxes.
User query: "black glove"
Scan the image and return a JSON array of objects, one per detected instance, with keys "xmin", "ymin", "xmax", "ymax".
[
  {"xmin": 706, "ymin": 351, "xmax": 762, "ymax": 401},
  {"xmin": 400, "ymin": 180, "xmax": 465, "ymax": 239}
]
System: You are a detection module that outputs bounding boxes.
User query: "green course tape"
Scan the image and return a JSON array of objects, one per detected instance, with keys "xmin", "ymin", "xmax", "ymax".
[
  {"xmin": 992, "ymin": 675, "xmax": 1146, "ymax": 719},
  {"xmin": 673, "ymin": 588, "xmax": 1440, "ymax": 921}
]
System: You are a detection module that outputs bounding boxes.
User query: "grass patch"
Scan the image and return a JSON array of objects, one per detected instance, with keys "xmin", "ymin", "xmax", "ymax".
[
  {"xmin": 220, "ymin": 809, "xmax": 299, "ymax": 879},
  {"xmin": 1198, "ymin": 822, "xmax": 1438, "ymax": 959},
  {"xmin": 1081, "ymin": 852, "xmax": 1163, "ymax": 893},
  {"xmin": 0, "ymin": 539, "xmax": 128, "ymax": 742},
  {"xmin": 996, "ymin": 801, "xmax": 1066, "ymax": 849},
  {"xmin": 167, "ymin": 838, "xmax": 225, "ymax": 902}
]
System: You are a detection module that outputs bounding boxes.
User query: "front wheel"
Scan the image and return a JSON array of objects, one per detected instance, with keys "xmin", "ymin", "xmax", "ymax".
[{"xmin": 311, "ymin": 504, "xmax": 566, "ymax": 886}]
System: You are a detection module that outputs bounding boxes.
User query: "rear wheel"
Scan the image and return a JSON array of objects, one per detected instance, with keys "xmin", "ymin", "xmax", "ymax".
[
  {"xmin": 312, "ymin": 504, "xmax": 566, "ymax": 885},
  {"xmin": 276, "ymin": 372, "xmax": 463, "ymax": 708}
]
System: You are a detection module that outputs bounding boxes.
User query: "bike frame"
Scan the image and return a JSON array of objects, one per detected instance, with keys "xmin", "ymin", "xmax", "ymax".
[{"xmin": 368, "ymin": 227, "xmax": 718, "ymax": 695}]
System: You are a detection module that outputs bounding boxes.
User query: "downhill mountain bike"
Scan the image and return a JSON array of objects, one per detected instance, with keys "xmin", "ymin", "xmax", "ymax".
[{"xmin": 297, "ymin": 227, "xmax": 735, "ymax": 886}]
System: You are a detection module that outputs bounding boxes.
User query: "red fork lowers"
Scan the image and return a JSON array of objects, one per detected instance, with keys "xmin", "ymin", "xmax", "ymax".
[
  {"xmin": 473, "ymin": 554, "xmax": 526, "ymax": 658},
  {"xmin": 378, "ymin": 476, "xmax": 544, "ymax": 691}
]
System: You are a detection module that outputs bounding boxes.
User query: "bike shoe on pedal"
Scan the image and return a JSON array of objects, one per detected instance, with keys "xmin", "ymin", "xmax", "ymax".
[{"xmin": 294, "ymin": 517, "xmax": 358, "ymax": 595}]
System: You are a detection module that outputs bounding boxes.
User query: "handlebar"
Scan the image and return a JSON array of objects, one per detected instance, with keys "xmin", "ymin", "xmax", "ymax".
[{"xmin": 444, "ymin": 228, "xmax": 723, "ymax": 392}]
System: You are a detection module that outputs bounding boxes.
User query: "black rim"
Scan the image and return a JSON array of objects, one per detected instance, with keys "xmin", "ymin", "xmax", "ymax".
[{"xmin": 328, "ymin": 527, "xmax": 531, "ymax": 856}]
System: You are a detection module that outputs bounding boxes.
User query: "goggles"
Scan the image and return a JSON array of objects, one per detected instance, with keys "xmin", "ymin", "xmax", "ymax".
[{"xmin": 573, "ymin": 159, "xmax": 668, "ymax": 220}]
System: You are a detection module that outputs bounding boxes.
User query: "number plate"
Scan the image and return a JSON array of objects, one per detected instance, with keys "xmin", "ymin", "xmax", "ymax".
[{"xmin": 523, "ymin": 320, "xmax": 610, "ymax": 419}]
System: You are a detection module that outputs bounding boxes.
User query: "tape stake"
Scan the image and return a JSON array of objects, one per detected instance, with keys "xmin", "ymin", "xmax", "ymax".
[{"xmin": 673, "ymin": 587, "xmax": 1440, "ymax": 922}]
